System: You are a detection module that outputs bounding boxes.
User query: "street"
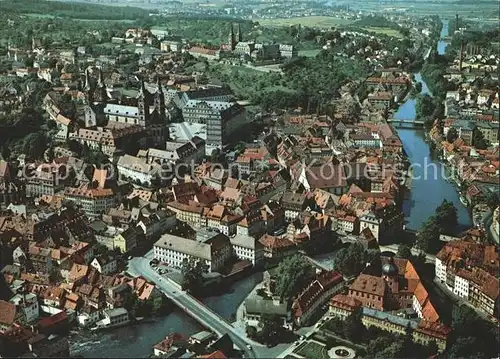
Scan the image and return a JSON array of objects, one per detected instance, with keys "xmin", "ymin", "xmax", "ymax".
[{"xmin": 127, "ymin": 253, "xmax": 262, "ymax": 358}]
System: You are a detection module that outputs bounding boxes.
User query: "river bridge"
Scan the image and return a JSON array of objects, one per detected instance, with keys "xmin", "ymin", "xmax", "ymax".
[
  {"xmin": 128, "ymin": 255, "xmax": 258, "ymax": 358},
  {"xmin": 387, "ymin": 118, "xmax": 425, "ymax": 128}
]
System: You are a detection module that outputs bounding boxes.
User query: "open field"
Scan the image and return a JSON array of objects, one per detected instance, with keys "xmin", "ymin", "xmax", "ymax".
[
  {"xmin": 258, "ymin": 16, "xmax": 353, "ymax": 28},
  {"xmin": 350, "ymin": 1, "xmax": 499, "ymax": 18},
  {"xmin": 361, "ymin": 26, "xmax": 403, "ymax": 38},
  {"xmin": 298, "ymin": 49, "xmax": 322, "ymax": 58}
]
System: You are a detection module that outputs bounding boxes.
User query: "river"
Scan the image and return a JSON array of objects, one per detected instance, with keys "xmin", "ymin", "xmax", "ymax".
[
  {"xmin": 71, "ymin": 19, "xmax": 470, "ymax": 358},
  {"xmin": 394, "ymin": 19, "xmax": 472, "ymax": 231},
  {"xmin": 70, "ymin": 272, "xmax": 262, "ymax": 357}
]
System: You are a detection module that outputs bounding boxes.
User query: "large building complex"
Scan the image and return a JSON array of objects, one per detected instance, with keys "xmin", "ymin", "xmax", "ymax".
[{"xmin": 435, "ymin": 240, "xmax": 499, "ymax": 317}]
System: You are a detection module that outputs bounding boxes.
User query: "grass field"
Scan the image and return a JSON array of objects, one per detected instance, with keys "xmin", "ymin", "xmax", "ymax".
[
  {"xmin": 258, "ymin": 16, "xmax": 353, "ymax": 29},
  {"xmin": 361, "ymin": 26, "xmax": 403, "ymax": 38},
  {"xmin": 298, "ymin": 49, "xmax": 322, "ymax": 58},
  {"xmin": 294, "ymin": 341, "xmax": 329, "ymax": 359}
]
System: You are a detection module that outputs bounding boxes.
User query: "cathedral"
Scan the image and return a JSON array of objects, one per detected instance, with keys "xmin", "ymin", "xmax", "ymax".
[
  {"xmin": 228, "ymin": 23, "xmax": 243, "ymax": 51},
  {"xmin": 82, "ymin": 67, "xmax": 168, "ymax": 147}
]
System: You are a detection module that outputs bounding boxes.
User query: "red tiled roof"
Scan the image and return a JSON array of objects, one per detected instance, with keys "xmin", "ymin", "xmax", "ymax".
[{"xmin": 0, "ymin": 300, "xmax": 16, "ymax": 326}]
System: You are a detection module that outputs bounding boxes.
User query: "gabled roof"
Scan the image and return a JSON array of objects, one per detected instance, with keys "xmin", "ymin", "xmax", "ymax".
[{"xmin": 0, "ymin": 300, "xmax": 16, "ymax": 326}]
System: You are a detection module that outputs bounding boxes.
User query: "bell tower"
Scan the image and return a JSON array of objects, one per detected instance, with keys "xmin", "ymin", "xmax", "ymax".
[
  {"xmin": 138, "ymin": 78, "xmax": 149, "ymax": 127},
  {"xmin": 154, "ymin": 76, "xmax": 166, "ymax": 120},
  {"xmin": 237, "ymin": 23, "xmax": 242, "ymax": 43},
  {"xmin": 95, "ymin": 66, "xmax": 107, "ymax": 103},
  {"xmin": 229, "ymin": 24, "xmax": 236, "ymax": 51}
]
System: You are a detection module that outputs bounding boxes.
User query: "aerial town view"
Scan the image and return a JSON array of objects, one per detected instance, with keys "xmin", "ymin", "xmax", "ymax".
[{"xmin": 0, "ymin": 0, "xmax": 498, "ymax": 357}]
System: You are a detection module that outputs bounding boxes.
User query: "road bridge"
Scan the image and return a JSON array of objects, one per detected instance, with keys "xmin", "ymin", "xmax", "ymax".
[
  {"xmin": 128, "ymin": 256, "xmax": 259, "ymax": 358},
  {"xmin": 387, "ymin": 118, "xmax": 425, "ymax": 128}
]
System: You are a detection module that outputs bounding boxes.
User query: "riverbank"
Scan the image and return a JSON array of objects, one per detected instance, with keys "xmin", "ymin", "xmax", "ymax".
[{"xmin": 392, "ymin": 18, "xmax": 472, "ymax": 231}]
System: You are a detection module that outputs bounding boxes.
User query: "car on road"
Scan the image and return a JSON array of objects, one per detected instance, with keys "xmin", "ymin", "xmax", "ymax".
[{"xmin": 128, "ymin": 256, "xmax": 132, "ymax": 260}]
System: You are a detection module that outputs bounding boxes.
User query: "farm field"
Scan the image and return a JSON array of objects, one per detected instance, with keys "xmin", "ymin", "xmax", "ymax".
[{"xmin": 258, "ymin": 16, "xmax": 354, "ymax": 28}]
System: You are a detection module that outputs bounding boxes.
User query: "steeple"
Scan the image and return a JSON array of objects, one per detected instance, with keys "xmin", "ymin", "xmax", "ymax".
[
  {"xmin": 154, "ymin": 76, "xmax": 166, "ymax": 120},
  {"xmin": 84, "ymin": 68, "xmax": 93, "ymax": 103},
  {"xmin": 97, "ymin": 67, "xmax": 104, "ymax": 87},
  {"xmin": 137, "ymin": 77, "xmax": 149, "ymax": 127},
  {"xmin": 84, "ymin": 68, "xmax": 91, "ymax": 91},
  {"xmin": 229, "ymin": 24, "xmax": 236, "ymax": 51},
  {"xmin": 237, "ymin": 23, "xmax": 242, "ymax": 43},
  {"xmin": 95, "ymin": 66, "xmax": 107, "ymax": 103}
]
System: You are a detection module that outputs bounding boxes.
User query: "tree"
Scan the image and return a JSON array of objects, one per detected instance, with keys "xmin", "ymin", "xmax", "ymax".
[
  {"xmin": 434, "ymin": 199, "xmax": 458, "ymax": 234},
  {"xmin": 333, "ymin": 243, "xmax": 367, "ymax": 277},
  {"xmin": 396, "ymin": 244, "xmax": 413, "ymax": 259},
  {"xmin": 473, "ymin": 128, "xmax": 489, "ymax": 150},
  {"xmin": 24, "ymin": 57, "xmax": 34, "ymax": 68},
  {"xmin": 258, "ymin": 313, "xmax": 282, "ymax": 345},
  {"xmin": 344, "ymin": 307, "xmax": 366, "ymax": 342},
  {"xmin": 416, "ymin": 217, "xmax": 440, "ymax": 253},
  {"xmin": 446, "ymin": 127, "xmax": 458, "ymax": 143},
  {"xmin": 181, "ymin": 258, "xmax": 208, "ymax": 295},
  {"xmin": 485, "ymin": 192, "xmax": 500, "ymax": 209},
  {"xmin": 23, "ymin": 132, "xmax": 47, "ymax": 160},
  {"xmin": 415, "ymin": 94, "xmax": 435, "ymax": 118},
  {"xmin": 246, "ymin": 325, "xmax": 257, "ymax": 339},
  {"xmin": 414, "ymin": 82, "xmax": 423, "ymax": 93},
  {"xmin": 274, "ymin": 254, "xmax": 314, "ymax": 300},
  {"xmin": 48, "ymin": 266, "xmax": 60, "ymax": 284}
]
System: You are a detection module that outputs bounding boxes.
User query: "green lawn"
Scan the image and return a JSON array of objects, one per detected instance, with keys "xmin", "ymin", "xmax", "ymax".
[
  {"xmin": 298, "ymin": 49, "xmax": 322, "ymax": 58},
  {"xmin": 259, "ymin": 16, "xmax": 353, "ymax": 29},
  {"xmin": 294, "ymin": 341, "xmax": 329, "ymax": 359}
]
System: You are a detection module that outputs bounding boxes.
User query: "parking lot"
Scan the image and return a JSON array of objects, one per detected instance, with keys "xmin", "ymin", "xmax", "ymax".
[{"xmin": 149, "ymin": 258, "xmax": 178, "ymax": 276}]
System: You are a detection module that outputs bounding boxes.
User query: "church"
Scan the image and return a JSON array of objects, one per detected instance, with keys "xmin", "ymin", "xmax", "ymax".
[
  {"xmin": 82, "ymin": 67, "xmax": 168, "ymax": 148},
  {"xmin": 223, "ymin": 23, "xmax": 297, "ymax": 61}
]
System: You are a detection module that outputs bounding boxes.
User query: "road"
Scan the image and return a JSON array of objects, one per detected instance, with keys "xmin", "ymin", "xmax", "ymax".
[
  {"xmin": 378, "ymin": 244, "xmax": 436, "ymax": 263},
  {"xmin": 339, "ymin": 233, "xmax": 436, "ymax": 263},
  {"xmin": 127, "ymin": 254, "xmax": 259, "ymax": 358}
]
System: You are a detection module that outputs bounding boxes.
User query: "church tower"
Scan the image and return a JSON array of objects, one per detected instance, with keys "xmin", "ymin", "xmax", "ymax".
[
  {"xmin": 237, "ymin": 23, "xmax": 242, "ymax": 43},
  {"xmin": 137, "ymin": 78, "xmax": 149, "ymax": 128},
  {"xmin": 154, "ymin": 76, "xmax": 166, "ymax": 120},
  {"xmin": 95, "ymin": 66, "xmax": 107, "ymax": 103},
  {"xmin": 229, "ymin": 24, "xmax": 236, "ymax": 51},
  {"xmin": 84, "ymin": 68, "xmax": 94, "ymax": 104}
]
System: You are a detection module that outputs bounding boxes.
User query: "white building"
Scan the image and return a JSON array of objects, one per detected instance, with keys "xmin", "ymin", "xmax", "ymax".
[
  {"xmin": 96, "ymin": 308, "xmax": 129, "ymax": 328},
  {"xmin": 454, "ymin": 274, "xmax": 470, "ymax": 299},
  {"xmin": 136, "ymin": 210, "xmax": 177, "ymax": 240},
  {"xmin": 435, "ymin": 257, "xmax": 447, "ymax": 283},
  {"xmin": 77, "ymin": 306, "xmax": 100, "ymax": 328},
  {"xmin": 337, "ymin": 215, "xmax": 357, "ymax": 233},
  {"xmin": 230, "ymin": 235, "xmax": 264, "ymax": 266},
  {"xmin": 351, "ymin": 133, "xmax": 381, "ymax": 148},
  {"xmin": 64, "ymin": 186, "xmax": 117, "ymax": 217},
  {"xmin": 117, "ymin": 154, "xmax": 160, "ymax": 186},
  {"xmin": 9, "ymin": 293, "xmax": 39, "ymax": 324},
  {"xmin": 153, "ymin": 233, "xmax": 232, "ymax": 273},
  {"xmin": 90, "ymin": 255, "xmax": 117, "ymax": 275},
  {"xmin": 145, "ymin": 137, "xmax": 205, "ymax": 165}
]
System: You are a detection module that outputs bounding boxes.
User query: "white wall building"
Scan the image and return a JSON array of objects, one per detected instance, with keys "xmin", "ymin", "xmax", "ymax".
[
  {"xmin": 9, "ymin": 293, "xmax": 39, "ymax": 324},
  {"xmin": 91, "ymin": 256, "xmax": 117, "ymax": 275},
  {"xmin": 153, "ymin": 233, "xmax": 232, "ymax": 272},
  {"xmin": 117, "ymin": 154, "xmax": 160, "ymax": 186},
  {"xmin": 230, "ymin": 235, "xmax": 264, "ymax": 266}
]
